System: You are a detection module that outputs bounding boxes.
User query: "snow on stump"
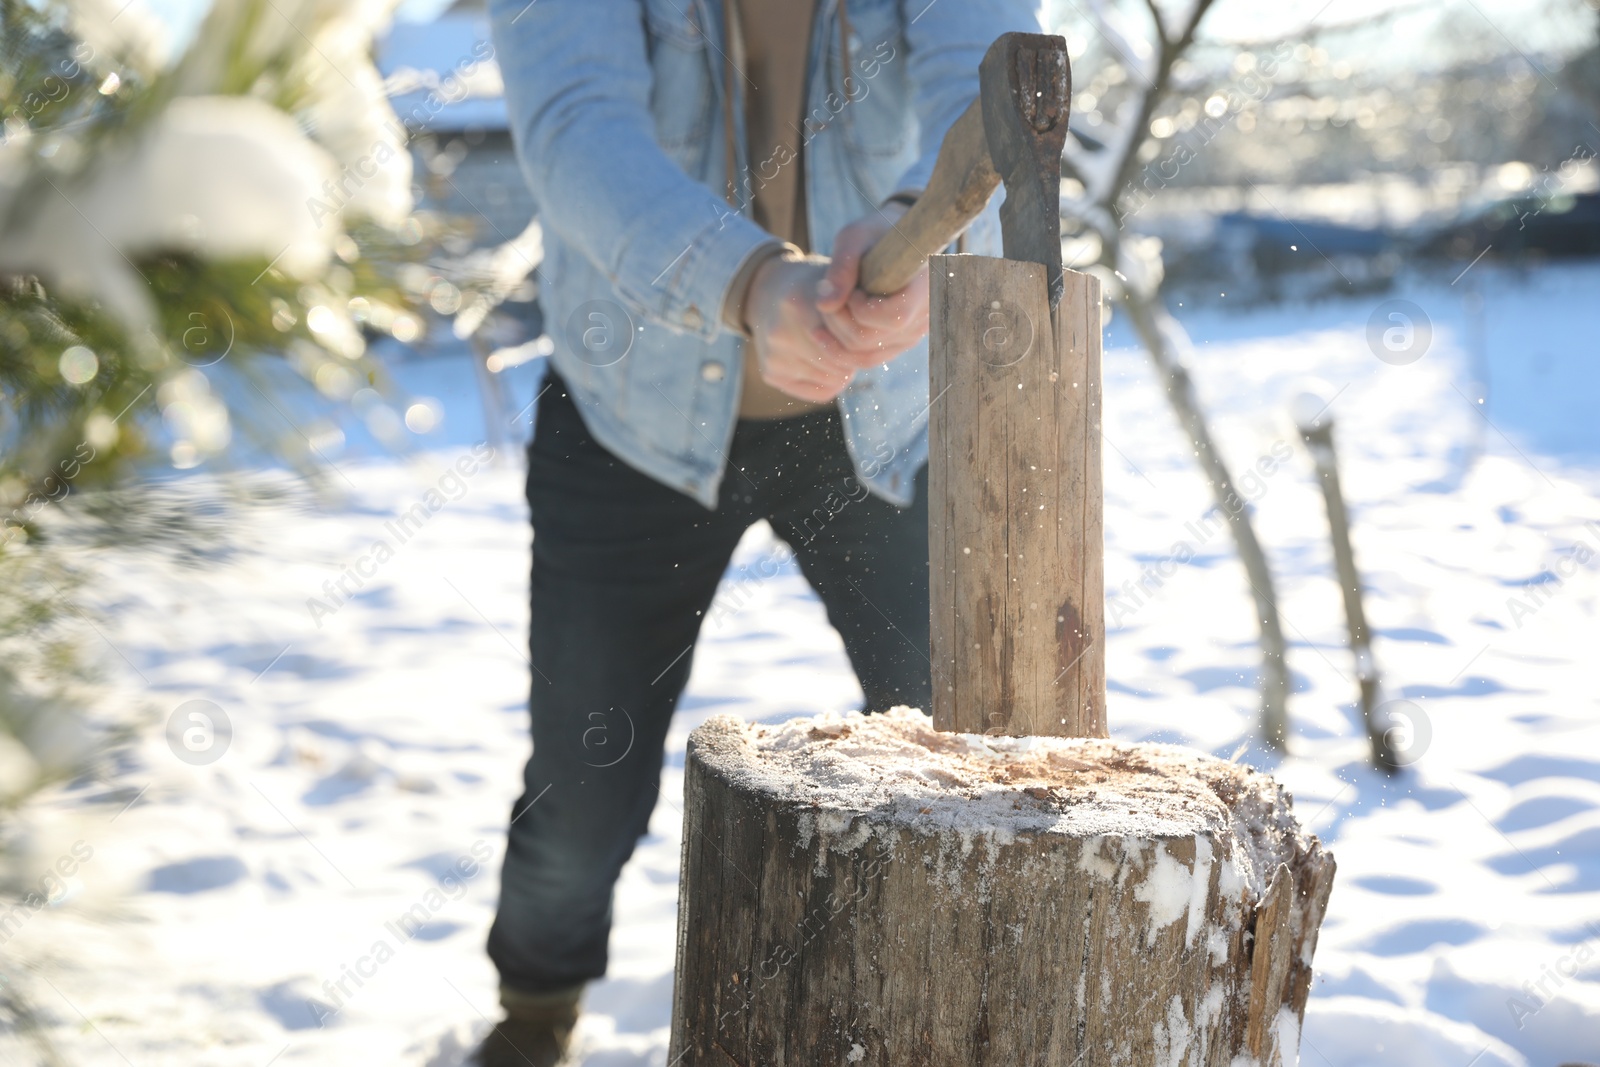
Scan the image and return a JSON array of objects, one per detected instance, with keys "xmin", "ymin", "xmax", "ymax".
[{"xmin": 668, "ymin": 708, "xmax": 1335, "ymax": 1066}]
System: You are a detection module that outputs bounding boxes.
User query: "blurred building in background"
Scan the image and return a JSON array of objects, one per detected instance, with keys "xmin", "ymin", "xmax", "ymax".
[
  {"xmin": 374, "ymin": 0, "xmax": 545, "ymax": 441},
  {"xmin": 378, "ymin": 0, "xmax": 534, "ymax": 249}
]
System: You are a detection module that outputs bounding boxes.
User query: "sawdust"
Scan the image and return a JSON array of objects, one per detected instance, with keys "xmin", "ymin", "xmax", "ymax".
[{"xmin": 692, "ymin": 707, "xmax": 1308, "ymax": 871}]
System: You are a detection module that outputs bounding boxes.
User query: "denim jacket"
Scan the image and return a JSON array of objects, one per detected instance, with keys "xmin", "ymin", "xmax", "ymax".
[{"xmin": 488, "ymin": 0, "xmax": 1045, "ymax": 507}]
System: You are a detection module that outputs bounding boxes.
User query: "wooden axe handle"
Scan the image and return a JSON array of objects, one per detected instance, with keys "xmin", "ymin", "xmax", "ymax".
[{"xmin": 856, "ymin": 96, "xmax": 998, "ymax": 297}]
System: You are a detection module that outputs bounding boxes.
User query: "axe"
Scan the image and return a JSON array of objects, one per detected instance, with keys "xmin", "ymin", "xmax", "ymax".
[
  {"xmin": 859, "ymin": 32, "xmax": 1105, "ymax": 740},
  {"xmin": 857, "ymin": 32, "xmax": 1071, "ymax": 308}
]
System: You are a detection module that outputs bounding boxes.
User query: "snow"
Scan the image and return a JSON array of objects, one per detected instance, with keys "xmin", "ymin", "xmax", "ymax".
[
  {"xmin": 0, "ymin": 96, "xmax": 340, "ymax": 333},
  {"xmin": 7, "ymin": 261, "xmax": 1600, "ymax": 1065},
  {"xmin": 1131, "ymin": 836, "xmax": 1215, "ymax": 948},
  {"xmin": 712, "ymin": 707, "xmax": 1298, "ymax": 847}
]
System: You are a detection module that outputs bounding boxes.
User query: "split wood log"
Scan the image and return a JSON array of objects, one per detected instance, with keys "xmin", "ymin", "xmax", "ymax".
[
  {"xmin": 669, "ymin": 710, "xmax": 1335, "ymax": 1066},
  {"xmin": 928, "ymin": 254, "xmax": 1105, "ymax": 738}
]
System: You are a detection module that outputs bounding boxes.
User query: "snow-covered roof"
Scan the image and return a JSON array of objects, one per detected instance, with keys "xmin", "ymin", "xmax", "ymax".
[{"xmin": 378, "ymin": 10, "xmax": 506, "ymax": 134}]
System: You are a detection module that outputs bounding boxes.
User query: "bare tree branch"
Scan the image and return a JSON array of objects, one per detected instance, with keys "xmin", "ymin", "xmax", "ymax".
[
  {"xmin": 1119, "ymin": 291, "xmax": 1291, "ymax": 746},
  {"xmin": 1104, "ymin": 0, "xmax": 1219, "ymax": 227},
  {"xmin": 1061, "ymin": 0, "xmax": 1293, "ymax": 747},
  {"xmin": 1141, "ymin": 0, "xmax": 1169, "ymax": 49}
]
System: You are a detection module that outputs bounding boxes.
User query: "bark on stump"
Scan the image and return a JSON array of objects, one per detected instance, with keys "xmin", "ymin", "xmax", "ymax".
[{"xmin": 669, "ymin": 710, "xmax": 1335, "ymax": 1066}]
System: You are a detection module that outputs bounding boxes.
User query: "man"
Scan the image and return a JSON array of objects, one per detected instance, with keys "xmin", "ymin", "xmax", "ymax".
[{"xmin": 480, "ymin": 0, "xmax": 1043, "ymax": 1062}]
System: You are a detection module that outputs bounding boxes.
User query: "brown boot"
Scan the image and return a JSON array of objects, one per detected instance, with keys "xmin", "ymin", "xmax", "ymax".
[{"xmin": 471, "ymin": 983, "xmax": 583, "ymax": 1067}]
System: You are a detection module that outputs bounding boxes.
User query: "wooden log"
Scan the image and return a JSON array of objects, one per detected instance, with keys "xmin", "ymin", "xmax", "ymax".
[
  {"xmin": 929, "ymin": 254, "xmax": 1105, "ymax": 738},
  {"xmin": 669, "ymin": 710, "xmax": 1335, "ymax": 1066}
]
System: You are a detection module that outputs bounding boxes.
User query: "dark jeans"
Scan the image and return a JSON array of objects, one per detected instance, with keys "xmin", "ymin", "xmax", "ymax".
[{"xmin": 487, "ymin": 375, "xmax": 929, "ymax": 994}]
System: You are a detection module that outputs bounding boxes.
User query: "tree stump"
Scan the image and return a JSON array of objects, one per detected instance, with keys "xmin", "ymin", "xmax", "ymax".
[{"xmin": 669, "ymin": 709, "xmax": 1335, "ymax": 1066}]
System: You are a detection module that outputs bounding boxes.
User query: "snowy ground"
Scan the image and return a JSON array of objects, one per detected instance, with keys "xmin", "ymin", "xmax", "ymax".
[{"xmin": 5, "ymin": 261, "xmax": 1599, "ymax": 1066}]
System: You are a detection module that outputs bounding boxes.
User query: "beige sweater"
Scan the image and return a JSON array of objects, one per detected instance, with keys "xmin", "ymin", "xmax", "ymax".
[{"xmin": 722, "ymin": 0, "xmax": 830, "ymax": 419}]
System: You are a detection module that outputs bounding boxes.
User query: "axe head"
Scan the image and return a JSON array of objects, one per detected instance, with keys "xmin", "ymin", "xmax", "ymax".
[{"xmin": 979, "ymin": 33, "xmax": 1071, "ymax": 308}]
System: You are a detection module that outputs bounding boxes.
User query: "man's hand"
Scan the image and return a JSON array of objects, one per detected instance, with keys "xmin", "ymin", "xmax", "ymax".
[
  {"xmin": 743, "ymin": 204, "xmax": 930, "ymax": 405},
  {"xmin": 813, "ymin": 203, "xmax": 930, "ymax": 364},
  {"xmin": 743, "ymin": 253, "xmax": 869, "ymax": 404}
]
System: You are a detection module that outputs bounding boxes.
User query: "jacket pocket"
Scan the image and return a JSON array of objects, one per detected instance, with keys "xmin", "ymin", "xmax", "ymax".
[
  {"xmin": 835, "ymin": 0, "xmax": 912, "ymax": 160},
  {"xmin": 642, "ymin": 0, "xmax": 716, "ymax": 158}
]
